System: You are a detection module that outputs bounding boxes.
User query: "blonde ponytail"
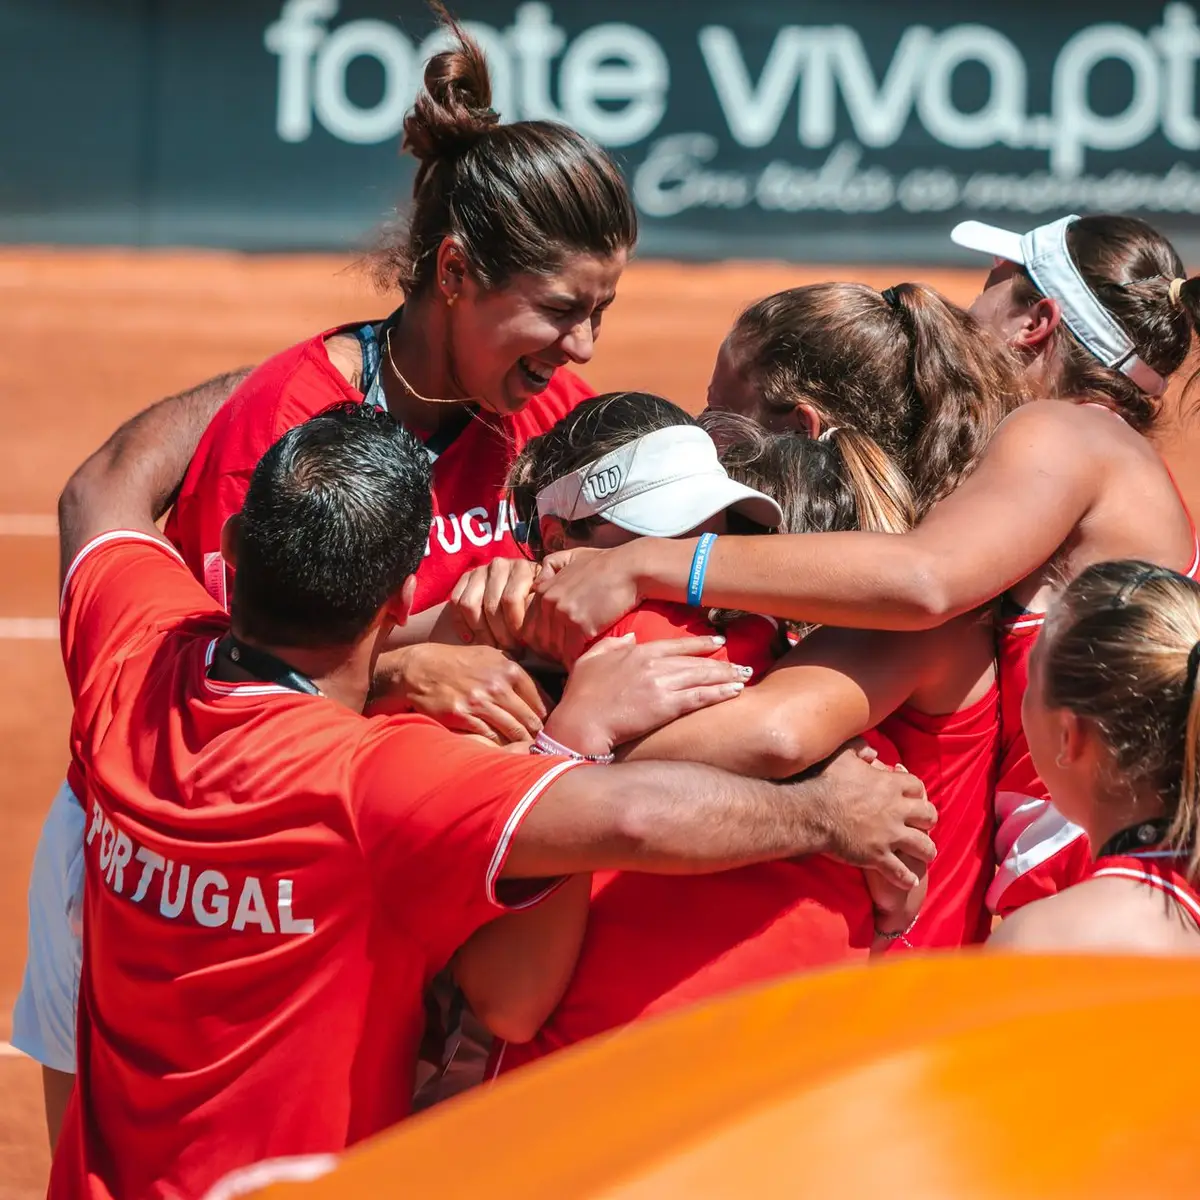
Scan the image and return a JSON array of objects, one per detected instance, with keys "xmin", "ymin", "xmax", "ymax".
[{"xmin": 823, "ymin": 426, "xmax": 916, "ymax": 534}]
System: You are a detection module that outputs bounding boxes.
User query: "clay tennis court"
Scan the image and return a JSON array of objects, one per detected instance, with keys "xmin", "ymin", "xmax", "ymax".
[{"xmin": 1, "ymin": 248, "xmax": 1196, "ymax": 1198}]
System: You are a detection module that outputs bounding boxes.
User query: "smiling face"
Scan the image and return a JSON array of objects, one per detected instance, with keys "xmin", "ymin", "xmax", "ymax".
[{"xmin": 448, "ymin": 250, "xmax": 626, "ymax": 417}]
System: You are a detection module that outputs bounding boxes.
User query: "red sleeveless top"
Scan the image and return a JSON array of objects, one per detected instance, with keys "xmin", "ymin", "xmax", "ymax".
[
  {"xmin": 1088, "ymin": 849, "xmax": 1200, "ymax": 930},
  {"xmin": 879, "ymin": 684, "xmax": 1000, "ymax": 948}
]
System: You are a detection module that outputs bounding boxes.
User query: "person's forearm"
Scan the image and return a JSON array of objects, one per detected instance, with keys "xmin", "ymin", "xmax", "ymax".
[
  {"xmin": 58, "ymin": 366, "xmax": 252, "ymax": 579},
  {"xmin": 153, "ymin": 368, "xmax": 253, "ymax": 516},
  {"xmin": 506, "ymin": 761, "xmax": 835, "ymax": 879},
  {"xmin": 630, "ymin": 534, "xmax": 953, "ymax": 631},
  {"xmin": 453, "ymin": 874, "xmax": 591, "ymax": 1044},
  {"xmin": 616, "ymin": 692, "xmax": 828, "ymax": 779}
]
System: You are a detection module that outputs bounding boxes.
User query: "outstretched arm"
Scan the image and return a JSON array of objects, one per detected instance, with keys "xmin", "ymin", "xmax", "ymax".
[
  {"xmin": 58, "ymin": 367, "xmax": 251, "ymax": 580},
  {"xmin": 504, "ymin": 743, "xmax": 937, "ymax": 893},
  {"xmin": 615, "ymin": 617, "xmax": 978, "ymax": 778},
  {"xmin": 524, "ymin": 402, "xmax": 1100, "ymax": 662}
]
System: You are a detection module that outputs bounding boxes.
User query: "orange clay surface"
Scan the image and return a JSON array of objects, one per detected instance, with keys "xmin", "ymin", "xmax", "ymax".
[{"xmin": 0, "ymin": 248, "xmax": 1196, "ymax": 1198}]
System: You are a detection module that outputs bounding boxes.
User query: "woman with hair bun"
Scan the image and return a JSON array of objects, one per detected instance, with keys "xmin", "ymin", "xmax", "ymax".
[
  {"xmin": 170, "ymin": 8, "xmax": 636, "ymax": 722},
  {"xmin": 991, "ymin": 560, "xmax": 1200, "ymax": 953}
]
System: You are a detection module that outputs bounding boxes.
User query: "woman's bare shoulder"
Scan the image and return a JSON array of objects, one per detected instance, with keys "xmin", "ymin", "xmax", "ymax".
[
  {"xmin": 322, "ymin": 331, "xmax": 364, "ymax": 389},
  {"xmin": 989, "ymin": 875, "xmax": 1197, "ymax": 955}
]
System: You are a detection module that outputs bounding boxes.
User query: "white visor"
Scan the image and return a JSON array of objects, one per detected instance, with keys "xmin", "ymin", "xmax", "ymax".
[
  {"xmin": 535, "ymin": 425, "xmax": 784, "ymax": 538},
  {"xmin": 951, "ymin": 215, "xmax": 1166, "ymax": 397}
]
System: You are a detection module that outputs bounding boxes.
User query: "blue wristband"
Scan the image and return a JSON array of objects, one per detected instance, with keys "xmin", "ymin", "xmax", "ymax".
[{"xmin": 686, "ymin": 533, "xmax": 718, "ymax": 607}]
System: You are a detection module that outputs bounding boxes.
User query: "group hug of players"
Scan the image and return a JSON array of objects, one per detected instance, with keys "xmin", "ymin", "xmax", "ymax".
[{"xmin": 15, "ymin": 11, "xmax": 1200, "ymax": 1200}]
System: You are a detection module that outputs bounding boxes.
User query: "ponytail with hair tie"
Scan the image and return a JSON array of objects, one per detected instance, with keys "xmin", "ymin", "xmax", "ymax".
[{"xmin": 1186, "ymin": 639, "xmax": 1200, "ymax": 697}]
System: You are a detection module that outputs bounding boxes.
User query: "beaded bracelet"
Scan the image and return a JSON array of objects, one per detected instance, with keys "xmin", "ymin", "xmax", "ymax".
[
  {"xmin": 530, "ymin": 730, "xmax": 614, "ymax": 764},
  {"xmin": 875, "ymin": 915, "xmax": 919, "ymax": 949}
]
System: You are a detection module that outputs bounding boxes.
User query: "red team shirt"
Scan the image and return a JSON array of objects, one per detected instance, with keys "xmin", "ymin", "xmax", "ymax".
[
  {"xmin": 164, "ymin": 320, "xmax": 593, "ymax": 615},
  {"xmin": 495, "ymin": 601, "xmax": 880, "ymax": 1077},
  {"xmin": 497, "ymin": 600, "xmax": 1003, "ymax": 1076},
  {"xmin": 600, "ymin": 604, "xmax": 1000, "ymax": 950},
  {"xmin": 51, "ymin": 531, "xmax": 578, "ymax": 1200}
]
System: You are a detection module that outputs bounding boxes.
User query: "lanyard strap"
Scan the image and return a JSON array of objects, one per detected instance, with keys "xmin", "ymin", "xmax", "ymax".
[
  {"xmin": 1096, "ymin": 817, "xmax": 1174, "ymax": 860},
  {"xmin": 213, "ymin": 634, "xmax": 322, "ymax": 696},
  {"xmin": 356, "ymin": 315, "xmax": 388, "ymax": 413}
]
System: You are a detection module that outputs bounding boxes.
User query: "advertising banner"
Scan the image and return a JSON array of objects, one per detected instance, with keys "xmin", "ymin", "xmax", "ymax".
[{"xmin": 2, "ymin": 0, "xmax": 1198, "ymax": 259}]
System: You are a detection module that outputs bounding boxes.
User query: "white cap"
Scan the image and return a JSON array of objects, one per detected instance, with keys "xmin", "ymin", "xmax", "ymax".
[
  {"xmin": 535, "ymin": 425, "xmax": 784, "ymax": 537},
  {"xmin": 951, "ymin": 215, "xmax": 1166, "ymax": 397}
]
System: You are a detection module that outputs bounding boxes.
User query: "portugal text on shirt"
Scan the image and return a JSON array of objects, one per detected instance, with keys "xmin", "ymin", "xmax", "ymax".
[{"xmin": 85, "ymin": 799, "xmax": 315, "ymax": 934}]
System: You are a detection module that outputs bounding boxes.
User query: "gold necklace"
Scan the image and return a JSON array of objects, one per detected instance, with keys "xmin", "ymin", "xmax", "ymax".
[{"xmin": 384, "ymin": 324, "xmax": 473, "ymax": 406}]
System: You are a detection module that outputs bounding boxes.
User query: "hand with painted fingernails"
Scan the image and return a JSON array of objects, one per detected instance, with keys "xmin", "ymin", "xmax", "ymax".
[{"xmin": 544, "ymin": 633, "xmax": 752, "ymax": 758}]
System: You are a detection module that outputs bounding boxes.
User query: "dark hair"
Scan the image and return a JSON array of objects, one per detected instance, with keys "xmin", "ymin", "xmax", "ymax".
[
  {"xmin": 372, "ymin": 5, "xmax": 637, "ymax": 297},
  {"xmin": 233, "ymin": 403, "xmax": 433, "ymax": 648},
  {"xmin": 1010, "ymin": 216, "xmax": 1200, "ymax": 432},
  {"xmin": 506, "ymin": 392, "xmax": 695, "ymax": 557},
  {"xmin": 1041, "ymin": 559, "xmax": 1200, "ymax": 881},
  {"xmin": 699, "ymin": 411, "xmax": 915, "ymax": 635},
  {"xmin": 727, "ymin": 282, "xmax": 1027, "ymax": 514}
]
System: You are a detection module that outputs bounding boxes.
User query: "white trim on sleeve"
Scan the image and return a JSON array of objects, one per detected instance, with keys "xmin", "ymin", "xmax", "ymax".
[
  {"xmin": 60, "ymin": 530, "xmax": 185, "ymax": 613},
  {"xmin": 988, "ymin": 793, "xmax": 1087, "ymax": 914},
  {"xmin": 484, "ymin": 759, "xmax": 583, "ymax": 908}
]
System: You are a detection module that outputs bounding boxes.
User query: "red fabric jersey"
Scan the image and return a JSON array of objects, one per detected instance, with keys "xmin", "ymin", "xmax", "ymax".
[
  {"xmin": 163, "ymin": 321, "xmax": 592, "ymax": 615},
  {"xmin": 878, "ymin": 686, "xmax": 1000, "ymax": 948},
  {"xmin": 50, "ymin": 531, "xmax": 577, "ymax": 1200},
  {"xmin": 580, "ymin": 599, "xmax": 782, "ymax": 676},
  {"xmin": 494, "ymin": 601, "xmax": 877, "ymax": 1078},
  {"xmin": 1088, "ymin": 850, "xmax": 1200, "ymax": 929}
]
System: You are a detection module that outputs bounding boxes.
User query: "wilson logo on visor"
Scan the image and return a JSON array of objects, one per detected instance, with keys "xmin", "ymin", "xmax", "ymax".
[{"xmin": 583, "ymin": 465, "xmax": 623, "ymax": 502}]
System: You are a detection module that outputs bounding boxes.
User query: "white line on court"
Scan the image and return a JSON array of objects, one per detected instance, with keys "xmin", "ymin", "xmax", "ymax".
[
  {"xmin": 0, "ymin": 618, "xmax": 57, "ymax": 639},
  {"xmin": 0, "ymin": 513, "xmax": 56, "ymax": 536}
]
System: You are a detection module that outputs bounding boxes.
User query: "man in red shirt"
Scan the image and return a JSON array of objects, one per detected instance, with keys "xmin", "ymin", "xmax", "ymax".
[
  {"xmin": 18, "ymin": 342, "xmax": 585, "ymax": 1145},
  {"xmin": 51, "ymin": 396, "xmax": 934, "ymax": 1199}
]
